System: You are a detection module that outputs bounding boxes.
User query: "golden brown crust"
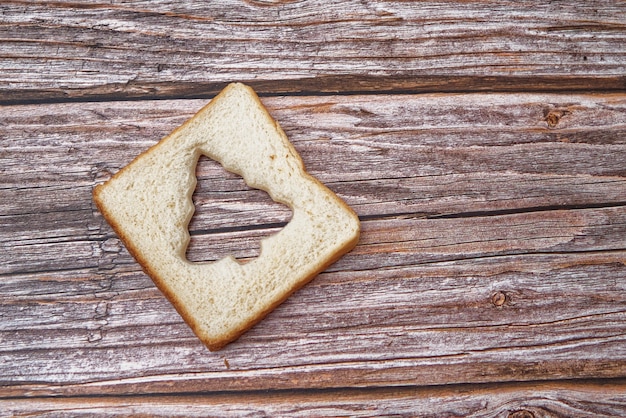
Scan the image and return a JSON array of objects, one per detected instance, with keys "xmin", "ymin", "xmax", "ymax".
[
  {"xmin": 204, "ymin": 221, "xmax": 360, "ymax": 351},
  {"xmin": 94, "ymin": 184, "xmax": 204, "ymax": 341}
]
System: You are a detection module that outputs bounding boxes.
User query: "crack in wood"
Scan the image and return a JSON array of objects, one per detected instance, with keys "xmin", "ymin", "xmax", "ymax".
[{"xmin": 2, "ymin": 75, "xmax": 626, "ymax": 105}]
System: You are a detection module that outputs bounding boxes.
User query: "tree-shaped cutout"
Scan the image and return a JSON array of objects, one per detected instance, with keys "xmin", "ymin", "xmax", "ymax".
[{"xmin": 186, "ymin": 154, "xmax": 292, "ymax": 263}]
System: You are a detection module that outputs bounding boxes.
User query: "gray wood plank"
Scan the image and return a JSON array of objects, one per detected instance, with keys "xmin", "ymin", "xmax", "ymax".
[{"xmin": 1, "ymin": 1, "xmax": 625, "ymax": 102}]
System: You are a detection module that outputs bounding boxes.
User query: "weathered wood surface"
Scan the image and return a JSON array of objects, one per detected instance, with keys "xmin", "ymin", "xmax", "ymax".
[
  {"xmin": 3, "ymin": 381, "xmax": 626, "ymax": 417},
  {"xmin": 2, "ymin": 0, "xmax": 626, "ymax": 103},
  {"xmin": 2, "ymin": 93, "xmax": 626, "ymax": 405},
  {"xmin": 2, "ymin": 0, "xmax": 626, "ymax": 415}
]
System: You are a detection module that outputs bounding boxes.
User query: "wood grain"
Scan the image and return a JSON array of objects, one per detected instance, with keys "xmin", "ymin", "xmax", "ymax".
[
  {"xmin": 1, "ymin": 0, "xmax": 626, "ymax": 102},
  {"xmin": 1, "ymin": 93, "xmax": 625, "ymax": 398},
  {"xmin": 2, "ymin": 253, "xmax": 625, "ymax": 396},
  {"xmin": 2, "ymin": 1, "xmax": 626, "ymax": 412},
  {"xmin": 3, "ymin": 93, "xmax": 626, "ymax": 269},
  {"xmin": 3, "ymin": 380, "xmax": 626, "ymax": 417}
]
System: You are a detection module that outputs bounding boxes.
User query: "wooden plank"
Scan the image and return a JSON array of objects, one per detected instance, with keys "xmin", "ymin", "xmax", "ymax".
[
  {"xmin": 3, "ymin": 92, "xmax": 625, "ymax": 188},
  {"xmin": 2, "ymin": 93, "xmax": 625, "ymax": 269},
  {"xmin": 2, "ymin": 252, "xmax": 625, "ymax": 396},
  {"xmin": 1, "ymin": 93, "xmax": 625, "ymax": 396},
  {"xmin": 2, "ymin": 380, "xmax": 626, "ymax": 417},
  {"xmin": 1, "ymin": 0, "xmax": 626, "ymax": 102},
  {"xmin": 4, "ymin": 203, "xmax": 626, "ymax": 274}
]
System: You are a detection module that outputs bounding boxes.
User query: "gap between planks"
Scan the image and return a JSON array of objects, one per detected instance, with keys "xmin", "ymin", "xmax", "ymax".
[
  {"xmin": 2, "ymin": 377, "xmax": 624, "ymax": 400},
  {"xmin": 4, "ymin": 75, "xmax": 626, "ymax": 106}
]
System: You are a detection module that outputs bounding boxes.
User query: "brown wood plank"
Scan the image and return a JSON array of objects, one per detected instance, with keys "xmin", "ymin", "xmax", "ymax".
[
  {"xmin": 2, "ymin": 252, "xmax": 625, "ymax": 395},
  {"xmin": 2, "ymin": 380, "xmax": 626, "ymax": 417},
  {"xmin": 4, "ymin": 203, "xmax": 626, "ymax": 275},
  {"xmin": 2, "ymin": 93, "xmax": 625, "ymax": 268},
  {"xmin": 1, "ymin": 0, "xmax": 625, "ymax": 102},
  {"xmin": 3, "ymin": 92, "xmax": 625, "ymax": 189},
  {"xmin": 1, "ymin": 93, "xmax": 625, "ymax": 398},
  {"xmin": 4, "ymin": 0, "xmax": 625, "ymax": 413}
]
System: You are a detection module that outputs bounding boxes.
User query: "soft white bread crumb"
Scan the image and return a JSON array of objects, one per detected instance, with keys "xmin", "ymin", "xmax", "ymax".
[{"xmin": 93, "ymin": 83, "xmax": 360, "ymax": 350}]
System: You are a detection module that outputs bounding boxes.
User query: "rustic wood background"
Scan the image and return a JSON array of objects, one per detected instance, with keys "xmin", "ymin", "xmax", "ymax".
[{"xmin": 2, "ymin": 1, "xmax": 626, "ymax": 416}]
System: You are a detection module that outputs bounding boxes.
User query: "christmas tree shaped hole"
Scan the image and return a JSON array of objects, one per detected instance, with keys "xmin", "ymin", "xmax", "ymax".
[{"xmin": 186, "ymin": 154, "xmax": 293, "ymax": 264}]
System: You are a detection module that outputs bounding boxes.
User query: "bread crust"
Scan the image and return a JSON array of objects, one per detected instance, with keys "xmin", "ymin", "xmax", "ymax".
[
  {"xmin": 203, "ymin": 220, "xmax": 360, "ymax": 351},
  {"xmin": 93, "ymin": 83, "xmax": 360, "ymax": 351},
  {"xmin": 94, "ymin": 184, "xmax": 206, "ymax": 342}
]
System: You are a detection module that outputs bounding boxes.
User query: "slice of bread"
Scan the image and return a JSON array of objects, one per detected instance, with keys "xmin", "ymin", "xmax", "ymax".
[{"xmin": 93, "ymin": 83, "xmax": 360, "ymax": 350}]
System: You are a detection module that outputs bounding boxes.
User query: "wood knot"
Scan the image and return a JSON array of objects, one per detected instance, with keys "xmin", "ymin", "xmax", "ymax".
[
  {"xmin": 491, "ymin": 291, "xmax": 507, "ymax": 307},
  {"xmin": 543, "ymin": 107, "xmax": 570, "ymax": 129},
  {"xmin": 545, "ymin": 111, "xmax": 561, "ymax": 128},
  {"xmin": 508, "ymin": 410, "xmax": 535, "ymax": 418}
]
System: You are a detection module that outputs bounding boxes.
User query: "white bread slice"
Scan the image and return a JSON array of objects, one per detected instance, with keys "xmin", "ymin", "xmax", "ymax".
[{"xmin": 93, "ymin": 83, "xmax": 360, "ymax": 350}]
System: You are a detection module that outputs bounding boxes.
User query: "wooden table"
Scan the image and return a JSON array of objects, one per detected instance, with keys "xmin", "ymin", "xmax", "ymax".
[{"xmin": 2, "ymin": 1, "xmax": 626, "ymax": 416}]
